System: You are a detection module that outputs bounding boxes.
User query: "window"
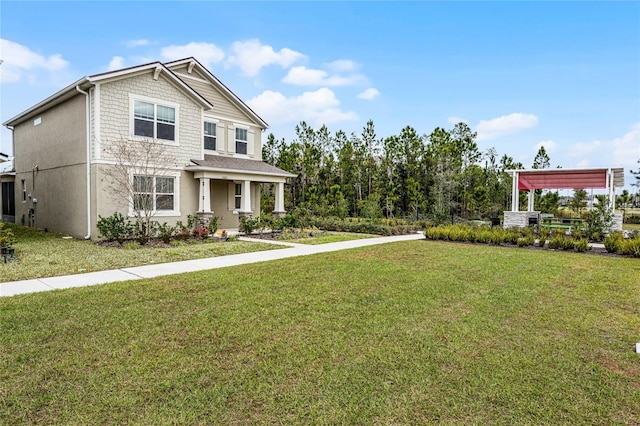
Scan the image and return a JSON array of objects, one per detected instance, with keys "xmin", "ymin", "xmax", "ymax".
[
  {"xmin": 133, "ymin": 100, "xmax": 175, "ymax": 141},
  {"xmin": 21, "ymin": 180, "xmax": 26, "ymax": 202},
  {"xmin": 234, "ymin": 183, "xmax": 242, "ymax": 209},
  {"xmin": 235, "ymin": 128, "xmax": 248, "ymax": 155},
  {"xmin": 133, "ymin": 175, "xmax": 175, "ymax": 212},
  {"xmin": 204, "ymin": 121, "xmax": 216, "ymax": 151}
]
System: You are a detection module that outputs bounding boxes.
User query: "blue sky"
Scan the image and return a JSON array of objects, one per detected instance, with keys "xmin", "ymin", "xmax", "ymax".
[{"xmin": 1, "ymin": 1, "xmax": 639, "ymax": 187}]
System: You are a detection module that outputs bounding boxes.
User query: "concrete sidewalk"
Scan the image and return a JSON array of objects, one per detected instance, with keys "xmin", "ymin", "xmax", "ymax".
[{"xmin": 0, "ymin": 233, "xmax": 424, "ymax": 297}]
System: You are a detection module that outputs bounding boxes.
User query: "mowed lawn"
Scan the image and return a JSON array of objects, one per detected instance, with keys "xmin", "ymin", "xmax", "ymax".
[{"xmin": 1, "ymin": 241, "xmax": 639, "ymax": 424}]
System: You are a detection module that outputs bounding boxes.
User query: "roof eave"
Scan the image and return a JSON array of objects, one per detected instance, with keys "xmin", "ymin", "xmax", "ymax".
[
  {"xmin": 3, "ymin": 77, "xmax": 91, "ymax": 127},
  {"xmin": 185, "ymin": 164, "xmax": 296, "ymax": 178}
]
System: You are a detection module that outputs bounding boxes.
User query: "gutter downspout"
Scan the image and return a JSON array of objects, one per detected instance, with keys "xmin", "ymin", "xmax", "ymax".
[{"xmin": 76, "ymin": 86, "xmax": 91, "ymax": 239}]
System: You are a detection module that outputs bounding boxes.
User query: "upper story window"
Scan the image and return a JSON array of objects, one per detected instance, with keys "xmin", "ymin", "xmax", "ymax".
[
  {"xmin": 235, "ymin": 128, "xmax": 248, "ymax": 155},
  {"xmin": 204, "ymin": 121, "xmax": 216, "ymax": 151},
  {"xmin": 133, "ymin": 100, "xmax": 176, "ymax": 141}
]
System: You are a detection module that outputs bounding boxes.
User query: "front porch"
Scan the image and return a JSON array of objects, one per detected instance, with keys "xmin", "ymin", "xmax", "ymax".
[{"xmin": 186, "ymin": 155, "xmax": 295, "ymax": 229}]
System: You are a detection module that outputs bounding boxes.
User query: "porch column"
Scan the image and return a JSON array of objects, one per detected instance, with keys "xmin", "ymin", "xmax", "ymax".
[
  {"xmin": 198, "ymin": 177, "xmax": 212, "ymax": 213},
  {"xmin": 511, "ymin": 171, "xmax": 519, "ymax": 212},
  {"xmin": 274, "ymin": 182, "xmax": 285, "ymax": 215},
  {"xmin": 527, "ymin": 190, "xmax": 535, "ymax": 212},
  {"xmin": 241, "ymin": 180, "xmax": 252, "ymax": 213}
]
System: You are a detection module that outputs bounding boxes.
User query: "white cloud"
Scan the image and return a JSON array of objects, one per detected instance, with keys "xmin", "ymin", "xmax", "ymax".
[
  {"xmin": 161, "ymin": 42, "xmax": 225, "ymax": 68},
  {"xmin": 612, "ymin": 123, "xmax": 640, "ymax": 167},
  {"xmin": 282, "ymin": 66, "xmax": 363, "ymax": 86},
  {"xmin": 448, "ymin": 116, "xmax": 468, "ymax": 125},
  {"xmin": 125, "ymin": 39, "xmax": 149, "ymax": 48},
  {"xmin": 575, "ymin": 159, "xmax": 590, "ymax": 168},
  {"xmin": 0, "ymin": 39, "xmax": 69, "ymax": 84},
  {"xmin": 227, "ymin": 39, "xmax": 305, "ymax": 77},
  {"xmin": 107, "ymin": 56, "xmax": 125, "ymax": 71},
  {"xmin": 357, "ymin": 88, "xmax": 380, "ymax": 100},
  {"xmin": 475, "ymin": 113, "xmax": 539, "ymax": 141},
  {"xmin": 535, "ymin": 140, "xmax": 557, "ymax": 154},
  {"xmin": 247, "ymin": 88, "xmax": 358, "ymax": 127},
  {"xmin": 326, "ymin": 59, "xmax": 358, "ymax": 72},
  {"xmin": 568, "ymin": 140, "xmax": 601, "ymax": 157}
]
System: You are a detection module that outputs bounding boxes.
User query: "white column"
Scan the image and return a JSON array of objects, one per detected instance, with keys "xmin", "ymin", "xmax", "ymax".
[
  {"xmin": 274, "ymin": 182, "xmax": 285, "ymax": 213},
  {"xmin": 241, "ymin": 180, "xmax": 252, "ymax": 212},
  {"xmin": 527, "ymin": 190, "xmax": 535, "ymax": 212},
  {"xmin": 511, "ymin": 171, "xmax": 519, "ymax": 212},
  {"xmin": 198, "ymin": 178, "xmax": 211, "ymax": 213},
  {"xmin": 609, "ymin": 169, "xmax": 616, "ymax": 210}
]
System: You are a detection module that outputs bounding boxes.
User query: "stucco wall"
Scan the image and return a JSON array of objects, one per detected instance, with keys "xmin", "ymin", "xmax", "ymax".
[{"xmin": 13, "ymin": 94, "xmax": 88, "ymax": 237}]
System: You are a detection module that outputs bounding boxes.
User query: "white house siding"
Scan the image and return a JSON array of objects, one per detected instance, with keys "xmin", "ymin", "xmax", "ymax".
[{"xmin": 98, "ymin": 72, "xmax": 203, "ymax": 165}]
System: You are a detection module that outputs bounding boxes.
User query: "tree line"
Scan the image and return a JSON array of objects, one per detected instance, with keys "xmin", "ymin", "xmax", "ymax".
[{"xmin": 261, "ymin": 120, "xmax": 638, "ymax": 224}]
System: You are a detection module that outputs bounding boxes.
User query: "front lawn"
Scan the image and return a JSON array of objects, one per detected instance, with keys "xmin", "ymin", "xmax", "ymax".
[
  {"xmin": 1, "ymin": 241, "xmax": 638, "ymax": 424},
  {"xmin": 0, "ymin": 223, "xmax": 281, "ymax": 282},
  {"xmin": 278, "ymin": 230, "xmax": 378, "ymax": 245}
]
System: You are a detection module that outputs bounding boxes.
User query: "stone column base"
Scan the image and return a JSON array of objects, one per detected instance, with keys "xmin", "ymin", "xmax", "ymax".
[
  {"xmin": 272, "ymin": 211, "xmax": 286, "ymax": 218},
  {"xmin": 196, "ymin": 212, "xmax": 214, "ymax": 229}
]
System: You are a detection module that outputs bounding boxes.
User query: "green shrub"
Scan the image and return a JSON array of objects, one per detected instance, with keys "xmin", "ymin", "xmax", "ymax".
[
  {"xmin": 206, "ymin": 216, "xmax": 219, "ymax": 234},
  {"xmin": 239, "ymin": 216, "xmax": 259, "ymax": 234},
  {"xmin": 157, "ymin": 222, "xmax": 175, "ymax": 244},
  {"xmin": 549, "ymin": 235, "xmax": 569, "ymax": 250},
  {"xmin": 603, "ymin": 232, "xmax": 624, "ymax": 254},
  {"xmin": 0, "ymin": 223, "xmax": 16, "ymax": 248},
  {"xmin": 620, "ymin": 236, "xmax": 640, "ymax": 258},
  {"xmin": 573, "ymin": 238, "xmax": 589, "ymax": 253},
  {"xmin": 537, "ymin": 227, "xmax": 550, "ymax": 247},
  {"xmin": 517, "ymin": 235, "xmax": 535, "ymax": 247},
  {"xmin": 623, "ymin": 214, "xmax": 640, "ymax": 224},
  {"xmin": 97, "ymin": 212, "xmax": 134, "ymax": 243}
]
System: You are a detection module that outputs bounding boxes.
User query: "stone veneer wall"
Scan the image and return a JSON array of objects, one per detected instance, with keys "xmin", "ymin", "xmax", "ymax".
[
  {"xmin": 503, "ymin": 211, "xmax": 541, "ymax": 229},
  {"xmin": 612, "ymin": 211, "xmax": 623, "ymax": 232}
]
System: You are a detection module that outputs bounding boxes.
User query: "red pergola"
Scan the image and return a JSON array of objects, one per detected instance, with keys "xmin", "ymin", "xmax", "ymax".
[{"xmin": 509, "ymin": 168, "xmax": 624, "ymax": 212}]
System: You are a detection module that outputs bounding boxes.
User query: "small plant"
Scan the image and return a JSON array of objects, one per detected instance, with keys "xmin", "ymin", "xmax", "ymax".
[
  {"xmin": 517, "ymin": 235, "xmax": 535, "ymax": 247},
  {"xmin": 123, "ymin": 241, "xmax": 139, "ymax": 250},
  {"xmin": 157, "ymin": 222, "xmax": 175, "ymax": 244},
  {"xmin": 603, "ymin": 232, "xmax": 623, "ymax": 254},
  {"xmin": 620, "ymin": 236, "xmax": 640, "ymax": 258},
  {"xmin": 573, "ymin": 238, "xmax": 589, "ymax": 253},
  {"xmin": 239, "ymin": 216, "xmax": 259, "ymax": 235},
  {"xmin": 192, "ymin": 227, "xmax": 210, "ymax": 240},
  {"xmin": 0, "ymin": 223, "xmax": 16, "ymax": 248},
  {"xmin": 206, "ymin": 216, "xmax": 219, "ymax": 235}
]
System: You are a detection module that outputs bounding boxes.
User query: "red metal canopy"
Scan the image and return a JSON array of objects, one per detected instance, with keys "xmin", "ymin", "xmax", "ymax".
[{"xmin": 517, "ymin": 169, "xmax": 607, "ymax": 191}]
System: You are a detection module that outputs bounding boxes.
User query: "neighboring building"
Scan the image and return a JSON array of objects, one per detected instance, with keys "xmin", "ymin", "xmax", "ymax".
[
  {"xmin": 3, "ymin": 58, "xmax": 294, "ymax": 238},
  {"xmin": 0, "ymin": 154, "xmax": 15, "ymax": 223}
]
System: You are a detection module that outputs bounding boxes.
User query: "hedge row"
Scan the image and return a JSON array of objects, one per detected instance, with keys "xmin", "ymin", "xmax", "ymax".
[
  {"xmin": 603, "ymin": 232, "xmax": 640, "ymax": 257},
  {"xmin": 624, "ymin": 214, "xmax": 640, "ymax": 224},
  {"xmin": 307, "ymin": 216, "xmax": 426, "ymax": 236},
  {"xmin": 424, "ymin": 224, "xmax": 639, "ymax": 256}
]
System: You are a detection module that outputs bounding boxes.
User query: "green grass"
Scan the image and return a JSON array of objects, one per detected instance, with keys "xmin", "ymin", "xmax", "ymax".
[
  {"xmin": 0, "ymin": 223, "xmax": 281, "ymax": 282},
  {"xmin": 623, "ymin": 223, "xmax": 640, "ymax": 231},
  {"xmin": 280, "ymin": 230, "xmax": 378, "ymax": 245},
  {"xmin": 2, "ymin": 240, "xmax": 639, "ymax": 424}
]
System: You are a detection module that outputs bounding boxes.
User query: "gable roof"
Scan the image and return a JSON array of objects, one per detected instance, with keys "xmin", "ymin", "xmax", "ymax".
[
  {"xmin": 164, "ymin": 57, "xmax": 268, "ymax": 129},
  {"xmin": 3, "ymin": 61, "xmax": 214, "ymax": 127}
]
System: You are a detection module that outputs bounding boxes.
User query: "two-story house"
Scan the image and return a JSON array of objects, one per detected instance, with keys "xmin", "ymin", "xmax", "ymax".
[{"xmin": 3, "ymin": 57, "xmax": 294, "ymax": 239}]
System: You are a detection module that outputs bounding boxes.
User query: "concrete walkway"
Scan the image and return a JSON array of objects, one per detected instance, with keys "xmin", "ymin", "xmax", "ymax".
[{"xmin": 0, "ymin": 233, "xmax": 425, "ymax": 297}]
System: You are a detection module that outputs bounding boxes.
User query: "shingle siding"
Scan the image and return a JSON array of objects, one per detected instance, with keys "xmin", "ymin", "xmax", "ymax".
[{"xmin": 98, "ymin": 72, "xmax": 202, "ymax": 164}]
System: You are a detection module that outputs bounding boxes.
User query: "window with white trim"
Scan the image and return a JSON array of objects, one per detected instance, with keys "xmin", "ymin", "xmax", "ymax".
[
  {"xmin": 133, "ymin": 175, "xmax": 175, "ymax": 212},
  {"xmin": 133, "ymin": 100, "xmax": 176, "ymax": 141},
  {"xmin": 235, "ymin": 128, "xmax": 248, "ymax": 155},
  {"xmin": 234, "ymin": 183, "xmax": 242, "ymax": 209},
  {"xmin": 204, "ymin": 121, "xmax": 216, "ymax": 151},
  {"xmin": 21, "ymin": 179, "xmax": 26, "ymax": 202}
]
